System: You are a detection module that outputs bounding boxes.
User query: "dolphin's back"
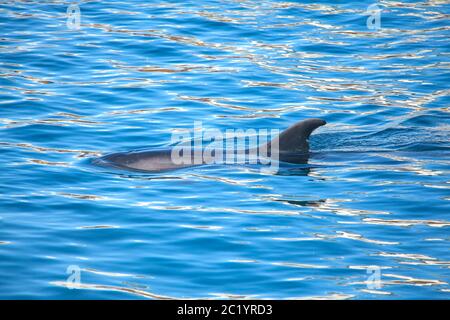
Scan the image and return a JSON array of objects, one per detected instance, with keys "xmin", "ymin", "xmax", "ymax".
[
  {"xmin": 97, "ymin": 149, "xmax": 191, "ymax": 172},
  {"xmin": 94, "ymin": 118, "xmax": 326, "ymax": 172}
]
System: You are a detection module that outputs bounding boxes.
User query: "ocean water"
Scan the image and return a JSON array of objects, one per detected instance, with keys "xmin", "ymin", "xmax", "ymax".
[{"xmin": 0, "ymin": 0, "xmax": 449, "ymax": 299}]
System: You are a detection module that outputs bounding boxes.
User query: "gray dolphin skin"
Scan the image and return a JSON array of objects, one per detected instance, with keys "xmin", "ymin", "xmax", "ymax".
[{"xmin": 94, "ymin": 118, "xmax": 326, "ymax": 172}]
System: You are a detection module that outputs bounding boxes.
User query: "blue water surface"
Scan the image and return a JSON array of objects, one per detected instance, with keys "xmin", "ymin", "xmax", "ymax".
[{"xmin": 0, "ymin": 0, "xmax": 449, "ymax": 299}]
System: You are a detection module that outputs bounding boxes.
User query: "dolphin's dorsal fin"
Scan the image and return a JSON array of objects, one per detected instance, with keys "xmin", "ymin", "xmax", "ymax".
[{"xmin": 268, "ymin": 118, "xmax": 326, "ymax": 153}]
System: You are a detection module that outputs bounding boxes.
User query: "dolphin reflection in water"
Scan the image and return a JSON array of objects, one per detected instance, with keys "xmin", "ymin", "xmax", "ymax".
[{"xmin": 93, "ymin": 118, "xmax": 326, "ymax": 173}]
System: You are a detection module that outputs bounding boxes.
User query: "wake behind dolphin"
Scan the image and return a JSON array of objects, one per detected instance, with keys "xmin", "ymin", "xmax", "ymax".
[{"xmin": 93, "ymin": 118, "xmax": 326, "ymax": 173}]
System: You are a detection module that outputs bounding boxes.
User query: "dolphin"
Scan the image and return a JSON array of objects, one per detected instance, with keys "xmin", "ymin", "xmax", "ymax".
[{"xmin": 93, "ymin": 118, "xmax": 326, "ymax": 172}]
